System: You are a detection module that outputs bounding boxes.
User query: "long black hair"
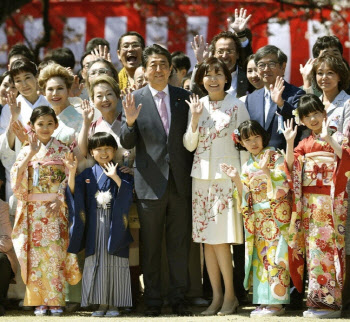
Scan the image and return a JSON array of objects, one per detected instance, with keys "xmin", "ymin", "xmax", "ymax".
[
  {"xmin": 234, "ymin": 120, "xmax": 270, "ymax": 151},
  {"xmin": 30, "ymin": 106, "xmax": 58, "ymax": 125}
]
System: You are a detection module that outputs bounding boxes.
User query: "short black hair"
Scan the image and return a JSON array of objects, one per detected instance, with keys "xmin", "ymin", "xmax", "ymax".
[
  {"xmin": 80, "ymin": 51, "xmax": 93, "ymax": 69},
  {"xmin": 86, "ymin": 37, "xmax": 110, "ymax": 53},
  {"xmin": 195, "ymin": 57, "xmax": 232, "ymax": 94},
  {"xmin": 142, "ymin": 44, "xmax": 172, "ymax": 68},
  {"xmin": 45, "ymin": 48, "xmax": 75, "ymax": 69},
  {"xmin": 235, "ymin": 120, "xmax": 270, "ymax": 151},
  {"xmin": 117, "ymin": 31, "xmax": 145, "ymax": 51},
  {"xmin": 88, "ymin": 132, "xmax": 118, "ymax": 151},
  {"xmin": 210, "ymin": 31, "xmax": 241, "ymax": 61},
  {"xmin": 30, "ymin": 105, "xmax": 58, "ymax": 125},
  {"xmin": 8, "ymin": 44, "xmax": 35, "ymax": 65},
  {"xmin": 312, "ymin": 35, "xmax": 343, "ymax": 58},
  {"xmin": 254, "ymin": 45, "xmax": 288, "ymax": 66},
  {"xmin": 171, "ymin": 51, "xmax": 191, "ymax": 72},
  {"xmin": 297, "ymin": 94, "xmax": 325, "ymax": 121},
  {"xmin": 9, "ymin": 57, "xmax": 37, "ymax": 80}
]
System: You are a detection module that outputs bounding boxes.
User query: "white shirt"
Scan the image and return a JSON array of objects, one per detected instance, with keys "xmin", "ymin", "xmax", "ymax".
[
  {"xmin": 148, "ymin": 84, "xmax": 172, "ymax": 125},
  {"xmin": 227, "ymin": 68, "xmax": 238, "ymax": 97},
  {"xmin": 0, "ymin": 94, "xmax": 50, "ymax": 134}
]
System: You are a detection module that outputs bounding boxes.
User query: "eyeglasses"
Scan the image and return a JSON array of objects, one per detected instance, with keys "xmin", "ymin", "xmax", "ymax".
[
  {"xmin": 257, "ymin": 61, "xmax": 278, "ymax": 70},
  {"xmin": 121, "ymin": 42, "xmax": 141, "ymax": 50},
  {"xmin": 215, "ymin": 49, "xmax": 236, "ymax": 56},
  {"xmin": 88, "ymin": 68, "xmax": 112, "ymax": 76}
]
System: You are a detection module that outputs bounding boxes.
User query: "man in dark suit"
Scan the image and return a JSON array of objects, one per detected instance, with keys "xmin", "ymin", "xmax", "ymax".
[
  {"xmin": 120, "ymin": 44, "xmax": 193, "ymax": 317},
  {"xmin": 246, "ymin": 45, "xmax": 305, "ymax": 151}
]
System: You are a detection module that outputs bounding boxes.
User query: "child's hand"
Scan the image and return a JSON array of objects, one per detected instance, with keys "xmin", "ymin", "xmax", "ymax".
[
  {"xmin": 320, "ymin": 118, "xmax": 330, "ymax": 140},
  {"xmin": 259, "ymin": 150, "xmax": 272, "ymax": 173},
  {"xmin": 11, "ymin": 120, "xmax": 28, "ymax": 143},
  {"xmin": 63, "ymin": 152, "xmax": 78, "ymax": 172},
  {"xmin": 28, "ymin": 132, "xmax": 41, "ymax": 156},
  {"xmin": 47, "ymin": 198, "xmax": 62, "ymax": 216},
  {"xmin": 103, "ymin": 162, "xmax": 119, "ymax": 179},
  {"xmin": 81, "ymin": 100, "xmax": 94, "ymax": 125},
  {"xmin": 282, "ymin": 118, "xmax": 297, "ymax": 143},
  {"xmin": 221, "ymin": 163, "xmax": 239, "ymax": 182}
]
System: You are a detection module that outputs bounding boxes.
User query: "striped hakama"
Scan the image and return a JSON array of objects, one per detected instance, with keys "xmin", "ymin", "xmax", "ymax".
[{"xmin": 81, "ymin": 204, "xmax": 132, "ymax": 307}]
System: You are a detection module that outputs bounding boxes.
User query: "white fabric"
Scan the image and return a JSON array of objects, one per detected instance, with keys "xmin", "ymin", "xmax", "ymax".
[{"xmin": 264, "ymin": 88, "xmax": 271, "ymax": 123}]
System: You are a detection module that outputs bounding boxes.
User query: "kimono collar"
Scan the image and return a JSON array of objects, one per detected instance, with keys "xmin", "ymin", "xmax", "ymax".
[
  {"xmin": 93, "ymin": 163, "xmax": 110, "ymax": 190},
  {"xmin": 251, "ymin": 146, "xmax": 275, "ymax": 161}
]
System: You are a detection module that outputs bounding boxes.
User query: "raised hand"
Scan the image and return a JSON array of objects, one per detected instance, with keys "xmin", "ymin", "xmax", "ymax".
[
  {"xmin": 320, "ymin": 118, "xmax": 330, "ymax": 140},
  {"xmin": 91, "ymin": 45, "xmax": 111, "ymax": 62},
  {"xmin": 81, "ymin": 99, "xmax": 94, "ymax": 125},
  {"xmin": 103, "ymin": 162, "xmax": 118, "ymax": 178},
  {"xmin": 63, "ymin": 152, "xmax": 78, "ymax": 172},
  {"xmin": 299, "ymin": 58, "xmax": 316, "ymax": 86},
  {"xmin": 122, "ymin": 89, "xmax": 142, "ymax": 127},
  {"xmin": 270, "ymin": 76, "xmax": 285, "ymax": 108},
  {"xmin": 191, "ymin": 35, "xmax": 209, "ymax": 64},
  {"xmin": 282, "ymin": 118, "xmax": 297, "ymax": 143},
  {"xmin": 186, "ymin": 94, "xmax": 204, "ymax": 119},
  {"xmin": 7, "ymin": 92, "xmax": 21, "ymax": 121},
  {"xmin": 228, "ymin": 8, "xmax": 252, "ymax": 33},
  {"xmin": 28, "ymin": 132, "xmax": 41, "ymax": 156},
  {"xmin": 221, "ymin": 163, "xmax": 239, "ymax": 182},
  {"xmin": 258, "ymin": 150, "xmax": 272, "ymax": 172},
  {"xmin": 69, "ymin": 75, "xmax": 84, "ymax": 97},
  {"xmin": 11, "ymin": 120, "xmax": 28, "ymax": 143}
]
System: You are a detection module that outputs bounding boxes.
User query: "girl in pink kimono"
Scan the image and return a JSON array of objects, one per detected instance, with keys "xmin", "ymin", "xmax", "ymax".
[
  {"xmin": 11, "ymin": 106, "xmax": 81, "ymax": 316},
  {"xmin": 283, "ymin": 94, "xmax": 350, "ymax": 319}
]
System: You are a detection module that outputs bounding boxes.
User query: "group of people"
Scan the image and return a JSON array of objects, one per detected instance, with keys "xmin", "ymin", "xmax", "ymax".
[{"xmin": 0, "ymin": 6, "xmax": 350, "ymax": 320}]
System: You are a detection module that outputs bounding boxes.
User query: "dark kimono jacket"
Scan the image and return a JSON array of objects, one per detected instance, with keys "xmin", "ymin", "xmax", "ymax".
[{"xmin": 66, "ymin": 164, "xmax": 133, "ymax": 258}]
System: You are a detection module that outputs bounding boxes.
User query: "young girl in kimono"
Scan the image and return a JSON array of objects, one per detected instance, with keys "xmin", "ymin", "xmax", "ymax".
[
  {"xmin": 221, "ymin": 120, "xmax": 292, "ymax": 317},
  {"xmin": 283, "ymin": 94, "xmax": 350, "ymax": 319},
  {"xmin": 65, "ymin": 132, "xmax": 133, "ymax": 317},
  {"xmin": 10, "ymin": 106, "xmax": 81, "ymax": 316}
]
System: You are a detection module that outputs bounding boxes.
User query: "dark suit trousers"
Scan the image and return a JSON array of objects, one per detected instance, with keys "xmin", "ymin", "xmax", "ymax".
[
  {"xmin": 137, "ymin": 170, "xmax": 192, "ymax": 307},
  {"xmin": 0, "ymin": 253, "xmax": 12, "ymax": 304}
]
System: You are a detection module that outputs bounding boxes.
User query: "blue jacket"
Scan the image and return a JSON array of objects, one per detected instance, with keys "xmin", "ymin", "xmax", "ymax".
[{"xmin": 66, "ymin": 164, "xmax": 134, "ymax": 258}]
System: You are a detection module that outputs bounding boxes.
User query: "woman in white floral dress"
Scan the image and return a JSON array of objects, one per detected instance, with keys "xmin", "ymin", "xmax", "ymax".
[{"xmin": 183, "ymin": 57, "xmax": 249, "ymax": 316}]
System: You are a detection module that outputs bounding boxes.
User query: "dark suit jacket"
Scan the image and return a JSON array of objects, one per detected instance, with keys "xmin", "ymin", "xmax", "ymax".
[
  {"xmin": 120, "ymin": 85, "xmax": 193, "ymax": 200},
  {"xmin": 66, "ymin": 165, "xmax": 134, "ymax": 258},
  {"xmin": 245, "ymin": 81, "xmax": 305, "ymax": 151}
]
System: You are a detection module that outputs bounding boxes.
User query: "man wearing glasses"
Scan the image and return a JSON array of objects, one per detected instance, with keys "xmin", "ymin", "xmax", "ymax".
[
  {"xmin": 245, "ymin": 45, "xmax": 305, "ymax": 151},
  {"xmin": 117, "ymin": 32, "xmax": 145, "ymax": 90}
]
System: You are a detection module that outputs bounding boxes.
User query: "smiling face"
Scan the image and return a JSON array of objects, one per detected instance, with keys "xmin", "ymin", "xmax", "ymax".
[
  {"xmin": 246, "ymin": 59, "xmax": 264, "ymax": 89},
  {"xmin": 240, "ymin": 134, "xmax": 264, "ymax": 156},
  {"xmin": 257, "ymin": 53, "xmax": 286, "ymax": 87},
  {"xmin": 214, "ymin": 38, "xmax": 238, "ymax": 72},
  {"xmin": 117, "ymin": 35, "xmax": 143, "ymax": 72},
  {"xmin": 316, "ymin": 62, "xmax": 340, "ymax": 94},
  {"xmin": 13, "ymin": 70, "xmax": 38, "ymax": 103},
  {"xmin": 144, "ymin": 53, "xmax": 172, "ymax": 91},
  {"xmin": 0, "ymin": 75, "xmax": 18, "ymax": 105},
  {"xmin": 90, "ymin": 145, "xmax": 115, "ymax": 166},
  {"xmin": 92, "ymin": 83, "xmax": 118, "ymax": 116},
  {"xmin": 300, "ymin": 110, "xmax": 326, "ymax": 134},
  {"xmin": 45, "ymin": 77, "xmax": 69, "ymax": 110},
  {"xmin": 31, "ymin": 114, "xmax": 58, "ymax": 145},
  {"xmin": 202, "ymin": 65, "xmax": 226, "ymax": 96}
]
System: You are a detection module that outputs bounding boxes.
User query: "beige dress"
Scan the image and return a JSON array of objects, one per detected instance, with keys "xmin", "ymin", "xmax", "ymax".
[{"xmin": 183, "ymin": 94, "xmax": 249, "ymax": 244}]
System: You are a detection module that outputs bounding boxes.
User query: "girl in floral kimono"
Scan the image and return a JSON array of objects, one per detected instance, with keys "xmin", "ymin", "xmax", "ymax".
[
  {"xmin": 65, "ymin": 132, "xmax": 134, "ymax": 317},
  {"xmin": 221, "ymin": 120, "xmax": 291, "ymax": 317},
  {"xmin": 10, "ymin": 106, "xmax": 81, "ymax": 316},
  {"xmin": 283, "ymin": 94, "xmax": 350, "ymax": 319}
]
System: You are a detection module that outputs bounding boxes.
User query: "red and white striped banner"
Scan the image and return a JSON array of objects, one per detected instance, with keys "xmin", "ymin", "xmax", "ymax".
[{"xmin": 2, "ymin": 1, "xmax": 350, "ymax": 86}]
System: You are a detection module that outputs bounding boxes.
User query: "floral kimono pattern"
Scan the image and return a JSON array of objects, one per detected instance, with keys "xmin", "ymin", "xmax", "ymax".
[
  {"xmin": 11, "ymin": 138, "xmax": 81, "ymax": 306},
  {"xmin": 240, "ymin": 147, "xmax": 291, "ymax": 304},
  {"xmin": 286, "ymin": 132, "xmax": 350, "ymax": 310}
]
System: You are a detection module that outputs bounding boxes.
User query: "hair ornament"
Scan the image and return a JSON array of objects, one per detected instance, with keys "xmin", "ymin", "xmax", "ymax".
[
  {"xmin": 292, "ymin": 109, "xmax": 300, "ymax": 125},
  {"xmin": 231, "ymin": 128, "xmax": 240, "ymax": 144}
]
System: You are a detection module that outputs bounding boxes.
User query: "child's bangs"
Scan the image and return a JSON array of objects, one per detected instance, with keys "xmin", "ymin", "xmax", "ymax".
[
  {"xmin": 240, "ymin": 125, "xmax": 262, "ymax": 141},
  {"xmin": 299, "ymin": 101, "xmax": 324, "ymax": 120}
]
